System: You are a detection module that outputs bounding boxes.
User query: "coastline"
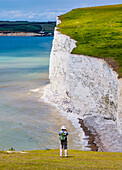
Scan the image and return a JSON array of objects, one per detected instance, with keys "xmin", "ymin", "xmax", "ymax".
[
  {"xmin": 42, "ymin": 84, "xmax": 122, "ymax": 152},
  {"xmin": 78, "ymin": 119, "xmax": 98, "ymax": 151},
  {"xmin": 42, "ymin": 26, "xmax": 122, "ymax": 152},
  {"xmin": 0, "ymin": 32, "xmax": 53, "ymax": 37},
  {"xmin": 79, "ymin": 116, "xmax": 122, "ymax": 152},
  {"xmin": 41, "ymin": 85, "xmax": 91, "ymax": 151}
]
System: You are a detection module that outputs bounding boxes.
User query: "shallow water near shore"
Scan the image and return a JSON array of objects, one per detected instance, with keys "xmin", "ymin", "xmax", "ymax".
[{"xmin": 0, "ymin": 36, "xmax": 87, "ymax": 151}]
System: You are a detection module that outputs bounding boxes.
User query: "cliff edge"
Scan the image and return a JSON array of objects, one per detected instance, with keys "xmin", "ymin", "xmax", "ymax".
[{"xmin": 42, "ymin": 7, "xmax": 122, "ymax": 152}]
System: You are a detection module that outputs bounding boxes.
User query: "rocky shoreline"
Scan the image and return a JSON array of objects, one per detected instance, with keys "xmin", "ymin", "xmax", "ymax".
[
  {"xmin": 79, "ymin": 116, "xmax": 122, "ymax": 152},
  {"xmin": 78, "ymin": 119, "xmax": 98, "ymax": 151},
  {"xmin": 43, "ymin": 83, "xmax": 122, "ymax": 152}
]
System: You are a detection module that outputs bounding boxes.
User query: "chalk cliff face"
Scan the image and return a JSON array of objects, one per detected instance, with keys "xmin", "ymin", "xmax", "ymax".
[{"xmin": 43, "ymin": 20, "xmax": 122, "ymax": 135}]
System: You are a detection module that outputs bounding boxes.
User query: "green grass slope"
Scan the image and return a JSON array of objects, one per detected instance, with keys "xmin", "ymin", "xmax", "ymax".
[
  {"xmin": 0, "ymin": 150, "xmax": 122, "ymax": 169},
  {"xmin": 59, "ymin": 4, "xmax": 122, "ymax": 77}
]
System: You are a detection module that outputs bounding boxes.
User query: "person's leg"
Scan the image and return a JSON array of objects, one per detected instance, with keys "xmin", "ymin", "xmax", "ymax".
[
  {"xmin": 60, "ymin": 142, "xmax": 63, "ymax": 157},
  {"xmin": 65, "ymin": 149, "xmax": 67, "ymax": 157},
  {"xmin": 64, "ymin": 142, "xmax": 68, "ymax": 157}
]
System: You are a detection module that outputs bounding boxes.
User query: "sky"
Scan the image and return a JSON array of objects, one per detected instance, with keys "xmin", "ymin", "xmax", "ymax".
[{"xmin": 0, "ymin": 0, "xmax": 121, "ymax": 21}]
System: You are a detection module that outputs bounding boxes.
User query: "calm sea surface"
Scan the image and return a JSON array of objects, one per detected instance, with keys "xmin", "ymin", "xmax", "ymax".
[{"xmin": 0, "ymin": 36, "xmax": 85, "ymax": 151}]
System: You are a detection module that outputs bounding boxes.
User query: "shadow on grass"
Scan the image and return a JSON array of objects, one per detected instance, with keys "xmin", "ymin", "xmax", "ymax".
[{"xmin": 60, "ymin": 156, "xmax": 75, "ymax": 158}]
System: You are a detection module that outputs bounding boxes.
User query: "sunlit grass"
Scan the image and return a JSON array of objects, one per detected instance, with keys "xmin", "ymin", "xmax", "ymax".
[
  {"xmin": 58, "ymin": 4, "xmax": 122, "ymax": 77},
  {"xmin": 0, "ymin": 150, "xmax": 122, "ymax": 169}
]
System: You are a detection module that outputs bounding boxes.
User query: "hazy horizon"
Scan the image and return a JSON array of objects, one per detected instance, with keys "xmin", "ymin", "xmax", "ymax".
[{"xmin": 0, "ymin": 0, "xmax": 121, "ymax": 21}]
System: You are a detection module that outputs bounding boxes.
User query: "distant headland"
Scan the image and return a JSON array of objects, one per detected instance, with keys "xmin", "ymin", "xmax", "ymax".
[{"xmin": 0, "ymin": 21, "xmax": 56, "ymax": 36}]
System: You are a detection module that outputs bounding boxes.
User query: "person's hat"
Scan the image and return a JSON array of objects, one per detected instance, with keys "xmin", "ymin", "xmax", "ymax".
[{"xmin": 61, "ymin": 126, "xmax": 66, "ymax": 130}]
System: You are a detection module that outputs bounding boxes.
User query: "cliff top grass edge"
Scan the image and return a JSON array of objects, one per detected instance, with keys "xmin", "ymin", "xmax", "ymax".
[{"xmin": 58, "ymin": 4, "xmax": 122, "ymax": 78}]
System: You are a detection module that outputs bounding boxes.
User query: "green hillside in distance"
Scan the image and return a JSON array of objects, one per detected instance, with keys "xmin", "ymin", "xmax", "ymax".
[
  {"xmin": 0, "ymin": 21, "xmax": 56, "ymax": 35},
  {"xmin": 58, "ymin": 4, "xmax": 122, "ymax": 77}
]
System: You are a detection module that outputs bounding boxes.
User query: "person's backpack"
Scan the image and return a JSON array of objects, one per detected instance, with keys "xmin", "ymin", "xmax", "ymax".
[{"xmin": 60, "ymin": 132, "xmax": 66, "ymax": 141}]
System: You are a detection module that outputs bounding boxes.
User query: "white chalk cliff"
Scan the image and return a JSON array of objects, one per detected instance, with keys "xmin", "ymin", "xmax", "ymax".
[{"xmin": 43, "ymin": 19, "xmax": 122, "ymax": 151}]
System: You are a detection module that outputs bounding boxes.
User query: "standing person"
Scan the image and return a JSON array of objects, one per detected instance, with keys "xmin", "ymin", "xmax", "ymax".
[{"xmin": 59, "ymin": 126, "xmax": 68, "ymax": 157}]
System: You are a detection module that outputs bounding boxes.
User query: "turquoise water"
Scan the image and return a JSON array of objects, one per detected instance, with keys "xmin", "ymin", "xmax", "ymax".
[{"xmin": 0, "ymin": 36, "xmax": 84, "ymax": 151}]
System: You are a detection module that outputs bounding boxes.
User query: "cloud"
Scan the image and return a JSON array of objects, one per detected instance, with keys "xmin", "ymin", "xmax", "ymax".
[{"xmin": 0, "ymin": 10, "xmax": 66, "ymax": 21}]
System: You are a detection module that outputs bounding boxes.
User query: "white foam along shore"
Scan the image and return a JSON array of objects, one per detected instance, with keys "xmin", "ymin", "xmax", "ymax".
[
  {"xmin": 42, "ymin": 18, "xmax": 122, "ymax": 152},
  {"xmin": 42, "ymin": 81, "xmax": 122, "ymax": 152},
  {"xmin": 41, "ymin": 85, "xmax": 90, "ymax": 151}
]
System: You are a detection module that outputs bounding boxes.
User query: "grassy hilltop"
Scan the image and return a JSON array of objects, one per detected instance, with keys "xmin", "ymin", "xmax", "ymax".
[
  {"xmin": 0, "ymin": 150, "xmax": 122, "ymax": 169},
  {"xmin": 58, "ymin": 4, "xmax": 122, "ymax": 77}
]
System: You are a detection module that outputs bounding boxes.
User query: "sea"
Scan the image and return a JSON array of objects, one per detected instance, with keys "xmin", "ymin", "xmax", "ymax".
[{"xmin": 0, "ymin": 36, "xmax": 87, "ymax": 151}]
